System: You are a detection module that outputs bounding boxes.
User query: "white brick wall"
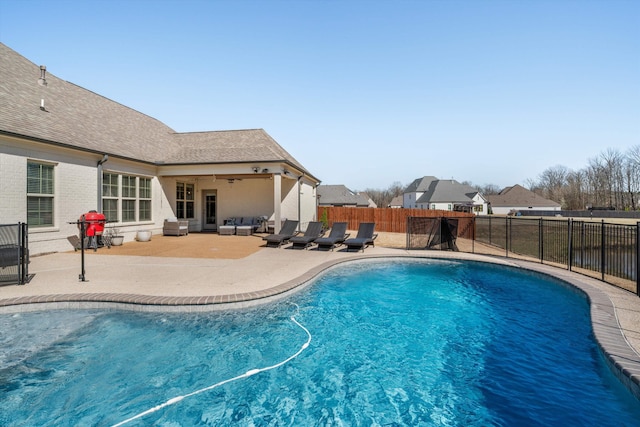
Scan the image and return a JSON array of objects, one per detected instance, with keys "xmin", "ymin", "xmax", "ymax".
[{"xmin": 0, "ymin": 153, "xmax": 26, "ymax": 223}]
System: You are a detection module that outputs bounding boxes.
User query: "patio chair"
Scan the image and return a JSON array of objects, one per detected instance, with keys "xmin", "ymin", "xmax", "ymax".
[
  {"xmin": 289, "ymin": 221, "xmax": 325, "ymax": 249},
  {"xmin": 343, "ymin": 222, "xmax": 378, "ymax": 252},
  {"xmin": 163, "ymin": 218, "xmax": 189, "ymax": 236},
  {"xmin": 314, "ymin": 222, "xmax": 350, "ymax": 251},
  {"xmin": 262, "ymin": 219, "xmax": 300, "ymax": 248}
]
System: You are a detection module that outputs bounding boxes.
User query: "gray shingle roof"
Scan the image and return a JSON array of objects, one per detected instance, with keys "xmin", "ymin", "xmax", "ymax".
[
  {"xmin": 406, "ymin": 176, "xmax": 480, "ymax": 204},
  {"xmin": 388, "ymin": 195, "xmax": 403, "ymax": 207},
  {"xmin": 166, "ymin": 130, "xmax": 308, "ymax": 172},
  {"xmin": 0, "ymin": 43, "xmax": 315, "ymax": 179},
  {"xmin": 317, "ymin": 185, "xmax": 369, "ymax": 206},
  {"xmin": 487, "ymin": 184, "xmax": 561, "ymax": 208},
  {"xmin": 0, "ymin": 43, "xmax": 175, "ymax": 163},
  {"xmin": 404, "ymin": 176, "xmax": 438, "ymax": 192},
  {"xmin": 417, "ymin": 179, "xmax": 478, "ymax": 203}
]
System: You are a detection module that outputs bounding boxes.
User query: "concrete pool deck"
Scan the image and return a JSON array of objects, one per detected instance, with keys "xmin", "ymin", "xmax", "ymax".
[{"xmin": 1, "ymin": 241, "xmax": 639, "ymax": 398}]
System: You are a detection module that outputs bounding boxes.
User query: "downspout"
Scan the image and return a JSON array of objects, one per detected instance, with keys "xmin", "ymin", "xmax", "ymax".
[
  {"xmin": 297, "ymin": 174, "xmax": 303, "ymax": 231},
  {"xmin": 97, "ymin": 154, "xmax": 109, "ymax": 212}
]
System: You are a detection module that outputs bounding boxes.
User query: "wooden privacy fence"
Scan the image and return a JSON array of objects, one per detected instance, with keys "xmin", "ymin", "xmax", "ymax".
[{"xmin": 317, "ymin": 207, "xmax": 474, "ymax": 234}]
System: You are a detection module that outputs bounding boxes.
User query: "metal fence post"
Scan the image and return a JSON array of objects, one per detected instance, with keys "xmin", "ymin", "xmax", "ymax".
[
  {"xmin": 489, "ymin": 215, "xmax": 492, "ymax": 246},
  {"xmin": 20, "ymin": 222, "xmax": 28, "ymax": 285},
  {"xmin": 568, "ymin": 218, "xmax": 573, "ymax": 272},
  {"xmin": 636, "ymin": 221, "xmax": 639, "ymax": 297},
  {"xmin": 472, "ymin": 216, "xmax": 475, "ymax": 254},
  {"xmin": 506, "ymin": 216, "xmax": 509, "ymax": 258},
  {"xmin": 601, "ymin": 220, "xmax": 605, "ymax": 282},
  {"xmin": 539, "ymin": 217, "xmax": 544, "ymax": 264}
]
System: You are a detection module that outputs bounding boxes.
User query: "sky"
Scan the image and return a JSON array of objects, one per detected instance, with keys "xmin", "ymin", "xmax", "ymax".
[{"xmin": 1, "ymin": 0, "xmax": 638, "ymax": 191}]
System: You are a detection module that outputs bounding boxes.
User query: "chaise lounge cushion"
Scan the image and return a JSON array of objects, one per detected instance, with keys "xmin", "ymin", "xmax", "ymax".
[{"xmin": 314, "ymin": 222, "xmax": 349, "ymax": 251}]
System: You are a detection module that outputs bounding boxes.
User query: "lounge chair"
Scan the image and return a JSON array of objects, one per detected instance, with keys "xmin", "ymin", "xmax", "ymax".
[
  {"xmin": 343, "ymin": 222, "xmax": 378, "ymax": 252},
  {"xmin": 314, "ymin": 222, "xmax": 349, "ymax": 251},
  {"xmin": 289, "ymin": 221, "xmax": 324, "ymax": 249},
  {"xmin": 163, "ymin": 218, "xmax": 189, "ymax": 236},
  {"xmin": 263, "ymin": 219, "xmax": 299, "ymax": 248}
]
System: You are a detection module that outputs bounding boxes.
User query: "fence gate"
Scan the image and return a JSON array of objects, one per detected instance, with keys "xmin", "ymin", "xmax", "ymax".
[
  {"xmin": 406, "ymin": 217, "xmax": 459, "ymax": 251},
  {"xmin": 0, "ymin": 223, "xmax": 29, "ymax": 285}
]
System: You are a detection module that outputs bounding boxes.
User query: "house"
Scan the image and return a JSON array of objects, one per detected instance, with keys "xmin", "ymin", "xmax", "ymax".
[
  {"xmin": 403, "ymin": 176, "xmax": 488, "ymax": 215},
  {"xmin": 0, "ymin": 43, "xmax": 320, "ymax": 255},
  {"xmin": 487, "ymin": 184, "xmax": 561, "ymax": 215},
  {"xmin": 317, "ymin": 185, "xmax": 376, "ymax": 208},
  {"xmin": 388, "ymin": 195, "xmax": 403, "ymax": 208}
]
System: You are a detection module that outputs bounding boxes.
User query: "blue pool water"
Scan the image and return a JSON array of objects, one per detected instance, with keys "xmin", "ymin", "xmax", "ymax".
[{"xmin": 1, "ymin": 259, "xmax": 639, "ymax": 426}]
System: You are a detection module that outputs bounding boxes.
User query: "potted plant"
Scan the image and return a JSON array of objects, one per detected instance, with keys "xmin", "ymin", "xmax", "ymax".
[{"xmin": 106, "ymin": 226, "xmax": 124, "ymax": 246}]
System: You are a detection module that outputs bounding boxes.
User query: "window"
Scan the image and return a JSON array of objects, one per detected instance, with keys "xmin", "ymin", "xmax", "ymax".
[
  {"xmin": 448, "ymin": 204, "xmax": 452, "ymax": 210},
  {"xmin": 103, "ymin": 173, "xmax": 119, "ymax": 222},
  {"xmin": 27, "ymin": 161, "xmax": 54, "ymax": 227},
  {"xmin": 474, "ymin": 205, "xmax": 484, "ymax": 213},
  {"xmin": 431, "ymin": 204, "xmax": 436, "ymax": 210},
  {"xmin": 102, "ymin": 173, "xmax": 152, "ymax": 223},
  {"xmin": 121, "ymin": 175, "xmax": 136, "ymax": 222},
  {"xmin": 139, "ymin": 178, "xmax": 152, "ymax": 221},
  {"xmin": 176, "ymin": 182, "xmax": 194, "ymax": 219}
]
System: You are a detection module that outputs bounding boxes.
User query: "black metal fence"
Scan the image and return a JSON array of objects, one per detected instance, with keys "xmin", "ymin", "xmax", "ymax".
[
  {"xmin": 474, "ymin": 217, "xmax": 639, "ymax": 296},
  {"xmin": 0, "ymin": 223, "xmax": 29, "ymax": 285}
]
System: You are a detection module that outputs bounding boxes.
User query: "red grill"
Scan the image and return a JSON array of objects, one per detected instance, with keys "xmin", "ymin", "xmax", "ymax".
[{"xmin": 80, "ymin": 211, "xmax": 106, "ymax": 237}]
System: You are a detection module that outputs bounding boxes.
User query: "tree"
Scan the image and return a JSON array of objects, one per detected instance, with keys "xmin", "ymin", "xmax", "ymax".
[
  {"xmin": 537, "ymin": 165, "xmax": 569, "ymax": 206},
  {"xmin": 360, "ymin": 181, "xmax": 407, "ymax": 208},
  {"xmin": 625, "ymin": 145, "xmax": 640, "ymax": 210}
]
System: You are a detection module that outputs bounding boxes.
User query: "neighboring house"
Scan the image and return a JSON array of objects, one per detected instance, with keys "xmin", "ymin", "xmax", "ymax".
[
  {"xmin": 487, "ymin": 184, "xmax": 561, "ymax": 215},
  {"xmin": 0, "ymin": 43, "xmax": 320, "ymax": 255},
  {"xmin": 403, "ymin": 176, "xmax": 488, "ymax": 215},
  {"xmin": 317, "ymin": 185, "xmax": 376, "ymax": 207},
  {"xmin": 388, "ymin": 195, "xmax": 403, "ymax": 208}
]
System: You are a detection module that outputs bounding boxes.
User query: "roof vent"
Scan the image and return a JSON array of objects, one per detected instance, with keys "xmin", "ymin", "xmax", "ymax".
[{"xmin": 38, "ymin": 65, "xmax": 48, "ymax": 86}]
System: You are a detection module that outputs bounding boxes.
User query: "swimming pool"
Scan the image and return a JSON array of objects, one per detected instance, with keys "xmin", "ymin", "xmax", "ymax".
[{"xmin": 1, "ymin": 259, "xmax": 639, "ymax": 425}]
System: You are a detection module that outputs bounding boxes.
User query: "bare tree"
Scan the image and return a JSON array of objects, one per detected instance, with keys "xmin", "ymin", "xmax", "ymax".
[
  {"xmin": 626, "ymin": 145, "xmax": 640, "ymax": 210},
  {"xmin": 464, "ymin": 182, "xmax": 501, "ymax": 195},
  {"xmin": 564, "ymin": 170, "xmax": 586, "ymax": 210},
  {"xmin": 599, "ymin": 148, "xmax": 625, "ymax": 209},
  {"xmin": 360, "ymin": 181, "xmax": 408, "ymax": 208},
  {"xmin": 585, "ymin": 156, "xmax": 606, "ymax": 208},
  {"xmin": 537, "ymin": 165, "xmax": 569, "ymax": 205}
]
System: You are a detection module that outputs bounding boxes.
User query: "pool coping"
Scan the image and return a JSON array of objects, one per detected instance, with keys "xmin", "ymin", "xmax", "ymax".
[{"xmin": 1, "ymin": 252, "xmax": 639, "ymax": 400}]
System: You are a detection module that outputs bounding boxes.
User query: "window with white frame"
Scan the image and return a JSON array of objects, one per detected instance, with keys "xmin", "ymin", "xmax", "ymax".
[
  {"xmin": 176, "ymin": 182, "xmax": 194, "ymax": 219},
  {"xmin": 103, "ymin": 173, "xmax": 119, "ymax": 222},
  {"xmin": 121, "ymin": 175, "xmax": 136, "ymax": 222},
  {"xmin": 102, "ymin": 173, "xmax": 152, "ymax": 223},
  {"xmin": 27, "ymin": 161, "xmax": 54, "ymax": 227},
  {"xmin": 139, "ymin": 178, "xmax": 152, "ymax": 221}
]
